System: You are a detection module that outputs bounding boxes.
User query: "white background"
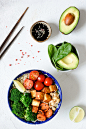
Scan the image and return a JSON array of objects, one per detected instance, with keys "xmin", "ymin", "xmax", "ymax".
[{"xmin": 0, "ymin": 0, "xmax": 86, "ymax": 129}]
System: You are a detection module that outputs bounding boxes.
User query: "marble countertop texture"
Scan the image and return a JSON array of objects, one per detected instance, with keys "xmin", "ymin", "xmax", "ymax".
[{"xmin": 0, "ymin": 0, "xmax": 86, "ymax": 129}]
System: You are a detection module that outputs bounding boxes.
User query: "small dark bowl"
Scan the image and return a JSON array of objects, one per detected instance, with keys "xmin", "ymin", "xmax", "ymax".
[
  {"xmin": 8, "ymin": 69, "xmax": 62, "ymax": 124},
  {"xmin": 30, "ymin": 21, "xmax": 52, "ymax": 42},
  {"xmin": 51, "ymin": 42, "xmax": 79, "ymax": 72}
]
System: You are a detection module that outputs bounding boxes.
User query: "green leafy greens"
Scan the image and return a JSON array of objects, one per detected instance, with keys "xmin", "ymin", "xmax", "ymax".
[
  {"xmin": 24, "ymin": 106, "xmax": 37, "ymax": 121},
  {"xmin": 48, "ymin": 42, "xmax": 72, "ymax": 70},
  {"xmin": 10, "ymin": 88, "xmax": 22, "ymax": 102},
  {"xmin": 10, "ymin": 88, "xmax": 34, "ymax": 120},
  {"xmin": 12, "ymin": 101, "xmax": 26, "ymax": 118},
  {"xmin": 20, "ymin": 93, "xmax": 32, "ymax": 107}
]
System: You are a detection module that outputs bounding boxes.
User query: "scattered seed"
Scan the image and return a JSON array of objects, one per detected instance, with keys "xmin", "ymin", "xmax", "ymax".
[
  {"xmin": 21, "ymin": 56, "xmax": 23, "ymax": 58},
  {"xmin": 22, "ymin": 52, "xmax": 24, "ymax": 55},
  {"xmin": 27, "ymin": 55, "xmax": 30, "ymax": 57}
]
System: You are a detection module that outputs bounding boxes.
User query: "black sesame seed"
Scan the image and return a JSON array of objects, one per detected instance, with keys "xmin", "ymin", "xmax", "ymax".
[{"xmin": 32, "ymin": 23, "xmax": 49, "ymax": 41}]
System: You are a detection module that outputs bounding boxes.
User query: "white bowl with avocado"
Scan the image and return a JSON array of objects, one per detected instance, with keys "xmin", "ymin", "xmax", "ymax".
[{"xmin": 48, "ymin": 42, "xmax": 79, "ymax": 71}]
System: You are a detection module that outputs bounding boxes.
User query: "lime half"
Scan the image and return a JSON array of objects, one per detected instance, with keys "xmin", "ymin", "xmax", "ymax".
[
  {"xmin": 69, "ymin": 106, "xmax": 85, "ymax": 123},
  {"xmin": 13, "ymin": 80, "xmax": 26, "ymax": 93}
]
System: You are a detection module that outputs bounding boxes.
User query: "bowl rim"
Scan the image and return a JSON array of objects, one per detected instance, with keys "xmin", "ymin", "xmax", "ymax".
[
  {"xmin": 7, "ymin": 69, "xmax": 62, "ymax": 124},
  {"xmin": 30, "ymin": 21, "xmax": 52, "ymax": 42}
]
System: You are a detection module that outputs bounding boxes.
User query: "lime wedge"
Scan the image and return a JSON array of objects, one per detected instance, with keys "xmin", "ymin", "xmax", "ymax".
[
  {"xmin": 13, "ymin": 80, "xmax": 26, "ymax": 93},
  {"xmin": 69, "ymin": 106, "xmax": 85, "ymax": 123}
]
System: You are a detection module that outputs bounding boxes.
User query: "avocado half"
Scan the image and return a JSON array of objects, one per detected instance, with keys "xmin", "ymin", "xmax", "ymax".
[
  {"xmin": 59, "ymin": 6, "xmax": 80, "ymax": 35},
  {"xmin": 57, "ymin": 52, "xmax": 79, "ymax": 70}
]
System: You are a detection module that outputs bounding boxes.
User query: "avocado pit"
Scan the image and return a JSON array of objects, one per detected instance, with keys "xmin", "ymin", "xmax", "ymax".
[{"xmin": 64, "ymin": 13, "xmax": 75, "ymax": 26}]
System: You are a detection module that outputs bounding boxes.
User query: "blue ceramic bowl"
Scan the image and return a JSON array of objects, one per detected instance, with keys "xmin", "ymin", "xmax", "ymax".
[{"xmin": 8, "ymin": 69, "xmax": 62, "ymax": 124}]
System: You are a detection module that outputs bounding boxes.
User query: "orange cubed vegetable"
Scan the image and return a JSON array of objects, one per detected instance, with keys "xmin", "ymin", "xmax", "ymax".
[
  {"xmin": 31, "ymin": 90, "xmax": 36, "ymax": 98},
  {"xmin": 49, "ymin": 85, "xmax": 57, "ymax": 92},
  {"xmin": 35, "ymin": 92, "xmax": 44, "ymax": 100},
  {"xmin": 43, "ymin": 94, "xmax": 52, "ymax": 103},
  {"xmin": 32, "ymin": 106, "xmax": 38, "ymax": 113},
  {"xmin": 42, "ymin": 87, "xmax": 50, "ymax": 93},
  {"xmin": 32, "ymin": 99, "xmax": 40, "ymax": 107}
]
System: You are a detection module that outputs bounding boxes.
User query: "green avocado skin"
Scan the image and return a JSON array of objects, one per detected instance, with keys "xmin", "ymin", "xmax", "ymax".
[
  {"xmin": 57, "ymin": 53, "xmax": 79, "ymax": 70},
  {"xmin": 59, "ymin": 6, "xmax": 80, "ymax": 35}
]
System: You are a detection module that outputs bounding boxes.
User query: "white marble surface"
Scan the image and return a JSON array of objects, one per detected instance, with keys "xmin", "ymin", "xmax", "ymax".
[{"xmin": 0, "ymin": 0, "xmax": 86, "ymax": 129}]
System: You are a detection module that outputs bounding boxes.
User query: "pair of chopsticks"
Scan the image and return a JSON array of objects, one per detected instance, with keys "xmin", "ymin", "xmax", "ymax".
[{"xmin": 0, "ymin": 7, "xmax": 29, "ymax": 59}]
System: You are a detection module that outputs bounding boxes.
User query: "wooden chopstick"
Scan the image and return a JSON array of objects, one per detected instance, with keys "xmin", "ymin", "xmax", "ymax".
[
  {"xmin": 0, "ymin": 7, "xmax": 29, "ymax": 51},
  {"xmin": 0, "ymin": 26, "xmax": 24, "ymax": 59}
]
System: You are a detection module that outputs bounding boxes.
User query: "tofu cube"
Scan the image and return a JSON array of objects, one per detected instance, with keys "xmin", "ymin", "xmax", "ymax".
[
  {"xmin": 43, "ymin": 94, "xmax": 52, "ymax": 103},
  {"xmin": 35, "ymin": 92, "xmax": 44, "ymax": 100},
  {"xmin": 42, "ymin": 87, "xmax": 50, "ymax": 93},
  {"xmin": 31, "ymin": 90, "xmax": 36, "ymax": 98},
  {"xmin": 55, "ymin": 98, "xmax": 60, "ymax": 103},
  {"xmin": 32, "ymin": 106, "xmax": 38, "ymax": 113},
  {"xmin": 32, "ymin": 99, "xmax": 40, "ymax": 107},
  {"xmin": 49, "ymin": 85, "xmax": 57, "ymax": 92}
]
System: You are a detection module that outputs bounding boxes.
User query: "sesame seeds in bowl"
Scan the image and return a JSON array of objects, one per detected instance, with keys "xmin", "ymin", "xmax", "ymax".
[{"xmin": 30, "ymin": 21, "xmax": 52, "ymax": 42}]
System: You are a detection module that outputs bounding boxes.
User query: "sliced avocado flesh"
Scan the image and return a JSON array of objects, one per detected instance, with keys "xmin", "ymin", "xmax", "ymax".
[
  {"xmin": 59, "ymin": 6, "xmax": 80, "ymax": 34},
  {"xmin": 57, "ymin": 53, "xmax": 79, "ymax": 69}
]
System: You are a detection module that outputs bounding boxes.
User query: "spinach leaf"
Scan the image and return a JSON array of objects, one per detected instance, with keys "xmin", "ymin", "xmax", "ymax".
[
  {"xmin": 55, "ymin": 42, "xmax": 72, "ymax": 62},
  {"xmin": 48, "ymin": 44, "xmax": 62, "ymax": 70},
  {"xmin": 48, "ymin": 42, "xmax": 72, "ymax": 71},
  {"xmin": 48, "ymin": 44, "xmax": 58, "ymax": 60},
  {"xmin": 52, "ymin": 57, "xmax": 64, "ymax": 71},
  {"xmin": 48, "ymin": 43, "xmax": 72, "ymax": 62}
]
